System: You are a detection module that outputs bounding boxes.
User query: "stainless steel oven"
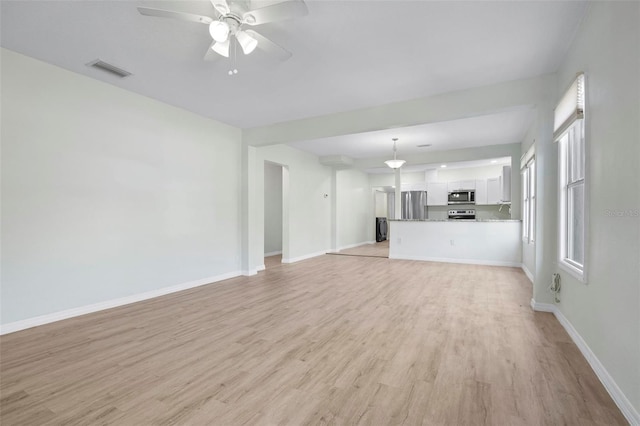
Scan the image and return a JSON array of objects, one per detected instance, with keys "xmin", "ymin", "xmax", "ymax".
[
  {"xmin": 448, "ymin": 209, "xmax": 476, "ymax": 220},
  {"xmin": 448, "ymin": 190, "xmax": 475, "ymax": 205}
]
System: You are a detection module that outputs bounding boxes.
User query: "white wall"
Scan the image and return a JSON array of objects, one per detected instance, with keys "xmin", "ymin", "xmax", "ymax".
[
  {"xmin": 336, "ymin": 169, "xmax": 372, "ymax": 248},
  {"xmin": 0, "ymin": 49, "xmax": 242, "ymax": 325},
  {"xmin": 263, "ymin": 162, "xmax": 283, "ymax": 255},
  {"xmin": 255, "ymin": 145, "xmax": 331, "ymax": 264},
  {"xmin": 374, "ymin": 191, "xmax": 387, "ymax": 218},
  {"xmin": 551, "ymin": 2, "xmax": 640, "ymax": 417}
]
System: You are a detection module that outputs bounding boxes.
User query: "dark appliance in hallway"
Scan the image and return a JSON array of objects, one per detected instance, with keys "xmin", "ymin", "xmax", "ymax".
[{"xmin": 376, "ymin": 217, "xmax": 388, "ymax": 242}]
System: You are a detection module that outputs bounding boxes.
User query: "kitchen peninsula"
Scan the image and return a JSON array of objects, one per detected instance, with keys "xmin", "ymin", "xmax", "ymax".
[{"xmin": 388, "ymin": 219, "xmax": 522, "ymax": 266}]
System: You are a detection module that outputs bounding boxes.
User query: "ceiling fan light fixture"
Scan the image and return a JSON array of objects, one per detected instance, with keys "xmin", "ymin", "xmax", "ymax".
[
  {"xmin": 244, "ymin": 14, "xmax": 256, "ymax": 24},
  {"xmin": 211, "ymin": 39, "xmax": 230, "ymax": 57},
  {"xmin": 236, "ymin": 30, "xmax": 258, "ymax": 55},
  {"xmin": 209, "ymin": 20, "xmax": 230, "ymax": 42}
]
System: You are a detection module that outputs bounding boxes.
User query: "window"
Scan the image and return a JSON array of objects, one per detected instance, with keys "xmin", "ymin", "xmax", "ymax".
[
  {"xmin": 559, "ymin": 124, "xmax": 585, "ymax": 274},
  {"xmin": 529, "ymin": 160, "xmax": 536, "ymax": 243},
  {"xmin": 522, "ymin": 158, "xmax": 536, "ymax": 243},
  {"xmin": 522, "ymin": 168, "xmax": 529, "ymax": 240},
  {"xmin": 555, "ymin": 73, "xmax": 586, "ymax": 282}
]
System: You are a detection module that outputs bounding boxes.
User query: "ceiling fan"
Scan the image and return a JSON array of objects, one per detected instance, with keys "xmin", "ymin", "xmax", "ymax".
[{"xmin": 138, "ymin": 0, "xmax": 307, "ymax": 61}]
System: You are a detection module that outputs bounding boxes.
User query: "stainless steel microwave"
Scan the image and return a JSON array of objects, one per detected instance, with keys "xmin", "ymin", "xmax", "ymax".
[{"xmin": 448, "ymin": 190, "xmax": 475, "ymax": 205}]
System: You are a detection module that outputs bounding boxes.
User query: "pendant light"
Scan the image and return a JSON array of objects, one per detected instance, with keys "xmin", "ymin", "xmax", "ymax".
[{"xmin": 384, "ymin": 138, "xmax": 406, "ymax": 169}]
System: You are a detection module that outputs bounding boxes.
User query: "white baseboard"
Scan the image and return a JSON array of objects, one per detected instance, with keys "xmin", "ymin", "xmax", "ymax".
[
  {"xmin": 327, "ymin": 240, "xmax": 376, "ymax": 253},
  {"xmin": 521, "ymin": 264, "xmax": 534, "ymax": 283},
  {"xmin": 0, "ymin": 271, "xmax": 242, "ymax": 335},
  {"xmin": 264, "ymin": 250, "xmax": 282, "ymax": 257},
  {"xmin": 282, "ymin": 250, "xmax": 327, "ymax": 264},
  {"xmin": 242, "ymin": 269, "xmax": 258, "ymax": 276},
  {"xmin": 388, "ymin": 254, "xmax": 521, "ymax": 268},
  {"xmin": 530, "ymin": 299, "xmax": 639, "ymax": 425},
  {"xmin": 257, "ymin": 264, "xmax": 266, "ymax": 272},
  {"xmin": 530, "ymin": 298, "xmax": 555, "ymax": 312}
]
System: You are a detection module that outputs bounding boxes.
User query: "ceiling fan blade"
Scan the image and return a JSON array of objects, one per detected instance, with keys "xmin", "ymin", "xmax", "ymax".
[
  {"xmin": 242, "ymin": 0, "xmax": 308, "ymax": 26},
  {"xmin": 245, "ymin": 30, "xmax": 292, "ymax": 61},
  {"xmin": 204, "ymin": 41, "xmax": 221, "ymax": 61},
  {"xmin": 137, "ymin": 7, "xmax": 213, "ymax": 25},
  {"xmin": 210, "ymin": 0, "xmax": 230, "ymax": 16}
]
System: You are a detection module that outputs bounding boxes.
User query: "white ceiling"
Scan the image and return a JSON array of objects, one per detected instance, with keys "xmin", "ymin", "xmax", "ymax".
[
  {"xmin": 289, "ymin": 108, "xmax": 535, "ymax": 159},
  {"xmin": 366, "ymin": 156, "xmax": 512, "ymax": 175},
  {"xmin": 1, "ymin": 0, "xmax": 586, "ymax": 132}
]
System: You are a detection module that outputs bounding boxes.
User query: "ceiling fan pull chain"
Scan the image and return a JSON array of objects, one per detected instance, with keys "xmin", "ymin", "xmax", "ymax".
[{"xmin": 229, "ymin": 37, "xmax": 238, "ymax": 76}]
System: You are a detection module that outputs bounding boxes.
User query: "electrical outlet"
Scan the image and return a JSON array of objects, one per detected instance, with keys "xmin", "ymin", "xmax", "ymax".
[
  {"xmin": 397, "ymin": 237, "xmax": 402, "ymax": 244},
  {"xmin": 450, "ymin": 239, "xmax": 455, "ymax": 246}
]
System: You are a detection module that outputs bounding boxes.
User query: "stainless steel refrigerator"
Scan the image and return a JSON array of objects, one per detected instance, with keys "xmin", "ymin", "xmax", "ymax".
[{"xmin": 387, "ymin": 190, "xmax": 428, "ymax": 220}]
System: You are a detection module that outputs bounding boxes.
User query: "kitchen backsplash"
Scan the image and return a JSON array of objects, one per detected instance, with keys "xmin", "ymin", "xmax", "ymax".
[{"xmin": 428, "ymin": 204, "xmax": 512, "ymax": 220}]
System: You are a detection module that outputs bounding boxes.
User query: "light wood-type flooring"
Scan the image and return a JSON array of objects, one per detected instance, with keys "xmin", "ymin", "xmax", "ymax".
[
  {"xmin": 333, "ymin": 240, "xmax": 389, "ymax": 258},
  {"xmin": 0, "ymin": 255, "xmax": 627, "ymax": 425}
]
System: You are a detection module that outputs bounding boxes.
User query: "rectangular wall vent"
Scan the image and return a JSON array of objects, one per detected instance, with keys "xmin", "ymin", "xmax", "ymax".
[{"xmin": 86, "ymin": 60, "xmax": 132, "ymax": 78}]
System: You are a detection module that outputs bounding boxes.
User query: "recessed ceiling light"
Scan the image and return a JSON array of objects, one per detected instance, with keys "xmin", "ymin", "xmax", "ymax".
[
  {"xmin": 491, "ymin": 160, "xmax": 497, "ymax": 164},
  {"xmin": 417, "ymin": 144, "xmax": 432, "ymax": 148},
  {"xmin": 441, "ymin": 164, "xmax": 447, "ymax": 168}
]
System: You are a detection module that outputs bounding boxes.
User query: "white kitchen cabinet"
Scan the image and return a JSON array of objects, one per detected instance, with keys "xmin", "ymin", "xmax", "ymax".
[
  {"xmin": 401, "ymin": 182, "xmax": 427, "ymax": 192},
  {"xmin": 426, "ymin": 182, "xmax": 448, "ymax": 206},
  {"xmin": 501, "ymin": 166, "xmax": 512, "ymax": 202},
  {"xmin": 475, "ymin": 179, "xmax": 488, "ymax": 205},
  {"xmin": 447, "ymin": 180, "xmax": 476, "ymax": 192},
  {"xmin": 460, "ymin": 180, "xmax": 476, "ymax": 190},
  {"xmin": 487, "ymin": 177, "xmax": 501, "ymax": 205}
]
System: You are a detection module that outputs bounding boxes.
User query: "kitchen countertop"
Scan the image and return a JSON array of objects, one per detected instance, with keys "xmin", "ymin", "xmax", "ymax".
[{"xmin": 388, "ymin": 219, "xmax": 521, "ymax": 222}]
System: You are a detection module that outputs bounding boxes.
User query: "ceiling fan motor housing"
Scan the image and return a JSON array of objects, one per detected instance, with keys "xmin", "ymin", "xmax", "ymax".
[{"xmin": 221, "ymin": 14, "xmax": 242, "ymax": 35}]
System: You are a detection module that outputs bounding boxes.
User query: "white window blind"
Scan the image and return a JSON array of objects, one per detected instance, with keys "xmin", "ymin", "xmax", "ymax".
[
  {"xmin": 554, "ymin": 73, "xmax": 585, "ymax": 140},
  {"xmin": 520, "ymin": 143, "xmax": 535, "ymax": 170}
]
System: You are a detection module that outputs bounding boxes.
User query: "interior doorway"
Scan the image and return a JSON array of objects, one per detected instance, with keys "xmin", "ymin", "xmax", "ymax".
[{"xmin": 330, "ymin": 188, "xmax": 390, "ymax": 259}]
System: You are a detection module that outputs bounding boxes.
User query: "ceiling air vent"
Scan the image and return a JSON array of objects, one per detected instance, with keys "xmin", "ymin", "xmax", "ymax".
[
  {"xmin": 319, "ymin": 155, "xmax": 354, "ymax": 169},
  {"xmin": 86, "ymin": 60, "xmax": 132, "ymax": 78}
]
